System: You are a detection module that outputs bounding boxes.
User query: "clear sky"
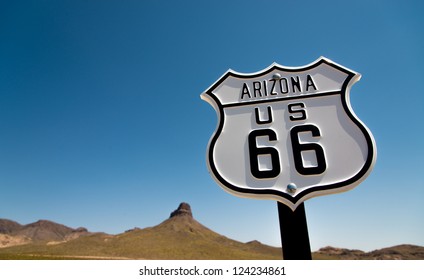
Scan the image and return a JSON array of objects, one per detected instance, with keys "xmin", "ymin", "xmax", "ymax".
[{"xmin": 0, "ymin": 0, "xmax": 422, "ymax": 252}]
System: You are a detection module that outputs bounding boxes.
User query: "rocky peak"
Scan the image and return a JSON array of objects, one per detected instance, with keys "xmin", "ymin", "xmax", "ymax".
[
  {"xmin": 73, "ymin": 227, "xmax": 88, "ymax": 233},
  {"xmin": 169, "ymin": 202, "xmax": 193, "ymax": 219}
]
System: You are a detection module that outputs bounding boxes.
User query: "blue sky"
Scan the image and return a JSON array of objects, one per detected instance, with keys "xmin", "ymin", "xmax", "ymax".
[{"xmin": 0, "ymin": 0, "xmax": 422, "ymax": 252}]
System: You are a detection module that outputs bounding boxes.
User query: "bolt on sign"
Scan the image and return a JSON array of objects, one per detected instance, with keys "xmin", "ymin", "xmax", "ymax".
[{"xmin": 201, "ymin": 57, "xmax": 376, "ymax": 210}]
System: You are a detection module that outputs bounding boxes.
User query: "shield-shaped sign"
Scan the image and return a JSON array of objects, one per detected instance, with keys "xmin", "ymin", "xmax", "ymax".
[{"xmin": 201, "ymin": 57, "xmax": 376, "ymax": 210}]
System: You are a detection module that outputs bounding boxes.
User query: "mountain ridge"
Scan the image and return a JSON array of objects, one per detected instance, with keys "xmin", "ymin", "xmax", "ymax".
[
  {"xmin": 314, "ymin": 244, "xmax": 424, "ymax": 260},
  {"xmin": 0, "ymin": 218, "xmax": 90, "ymax": 248},
  {"xmin": 0, "ymin": 203, "xmax": 282, "ymax": 259},
  {"xmin": 1, "ymin": 203, "xmax": 423, "ymax": 259}
]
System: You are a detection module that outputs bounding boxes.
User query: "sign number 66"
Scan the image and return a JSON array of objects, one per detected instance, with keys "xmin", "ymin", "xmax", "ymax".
[{"xmin": 248, "ymin": 104, "xmax": 327, "ymax": 179}]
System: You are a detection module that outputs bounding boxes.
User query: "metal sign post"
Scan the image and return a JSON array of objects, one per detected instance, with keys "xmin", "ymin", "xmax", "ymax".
[
  {"xmin": 201, "ymin": 57, "xmax": 376, "ymax": 260},
  {"xmin": 278, "ymin": 202, "xmax": 311, "ymax": 260}
]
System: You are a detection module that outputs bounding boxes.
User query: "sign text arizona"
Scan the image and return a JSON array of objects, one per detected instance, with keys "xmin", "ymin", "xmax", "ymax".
[{"xmin": 240, "ymin": 74, "xmax": 317, "ymax": 100}]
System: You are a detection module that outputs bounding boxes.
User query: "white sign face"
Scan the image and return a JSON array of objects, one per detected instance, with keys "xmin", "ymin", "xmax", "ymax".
[{"xmin": 201, "ymin": 57, "xmax": 376, "ymax": 210}]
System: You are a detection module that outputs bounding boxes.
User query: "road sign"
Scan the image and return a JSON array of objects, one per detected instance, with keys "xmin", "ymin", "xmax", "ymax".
[{"xmin": 201, "ymin": 57, "xmax": 376, "ymax": 210}]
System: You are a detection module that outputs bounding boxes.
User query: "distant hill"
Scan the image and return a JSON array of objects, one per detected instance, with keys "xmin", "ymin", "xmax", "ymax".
[
  {"xmin": 314, "ymin": 244, "xmax": 424, "ymax": 260},
  {"xmin": 0, "ymin": 219, "xmax": 23, "ymax": 234},
  {"xmin": 365, "ymin": 244, "xmax": 424, "ymax": 260},
  {"xmin": 0, "ymin": 218, "xmax": 89, "ymax": 248},
  {"xmin": 0, "ymin": 203, "xmax": 423, "ymax": 260}
]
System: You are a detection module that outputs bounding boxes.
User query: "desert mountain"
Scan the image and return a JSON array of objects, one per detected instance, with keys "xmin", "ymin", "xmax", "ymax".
[
  {"xmin": 1, "ymin": 203, "xmax": 423, "ymax": 260},
  {"xmin": 0, "ymin": 218, "xmax": 89, "ymax": 248},
  {"xmin": 0, "ymin": 219, "xmax": 23, "ymax": 234},
  {"xmin": 315, "ymin": 244, "xmax": 424, "ymax": 260},
  {"xmin": 16, "ymin": 220, "xmax": 88, "ymax": 242},
  {"xmin": 92, "ymin": 202, "xmax": 282, "ymax": 259},
  {"xmin": 0, "ymin": 203, "xmax": 281, "ymax": 259},
  {"xmin": 364, "ymin": 244, "xmax": 424, "ymax": 260}
]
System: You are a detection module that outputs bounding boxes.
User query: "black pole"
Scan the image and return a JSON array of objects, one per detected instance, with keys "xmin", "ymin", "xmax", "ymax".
[{"xmin": 277, "ymin": 202, "xmax": 312, "ymax": 260}]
